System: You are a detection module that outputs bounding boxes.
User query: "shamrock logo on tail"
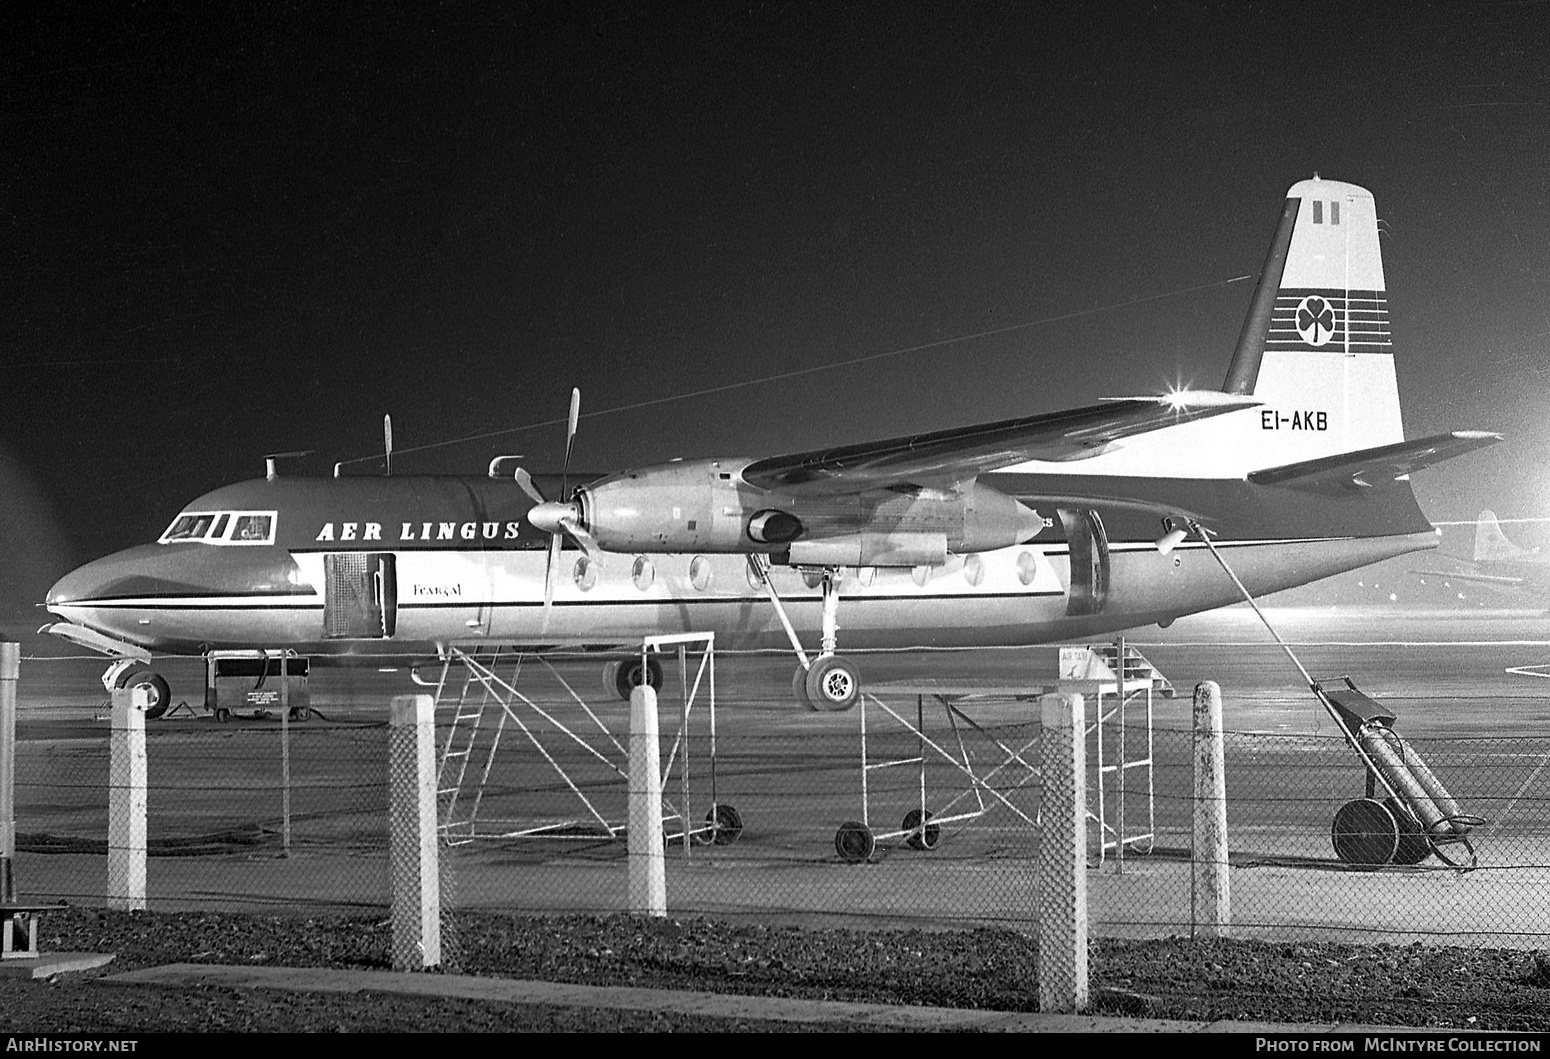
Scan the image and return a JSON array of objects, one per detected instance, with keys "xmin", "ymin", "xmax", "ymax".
[{"xmin": 1295, "ymin": 295, "xmax": 1336, "ymax": 346}]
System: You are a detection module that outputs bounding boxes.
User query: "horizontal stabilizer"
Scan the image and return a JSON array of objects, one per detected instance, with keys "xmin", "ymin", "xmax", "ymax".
[{"xmin": 1247, "ymin": 431, "xmax": 1500, "ymax": 492}]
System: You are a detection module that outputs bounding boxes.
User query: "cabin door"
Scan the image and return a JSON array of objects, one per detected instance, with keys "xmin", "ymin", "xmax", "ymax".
[
  {"xmin": 323, "ymin": 552, "xmax": 398, "ymax": 638},
  {"xmin": 1058, "ymin": 508, "xmax": 1110, "ymax": 617}
]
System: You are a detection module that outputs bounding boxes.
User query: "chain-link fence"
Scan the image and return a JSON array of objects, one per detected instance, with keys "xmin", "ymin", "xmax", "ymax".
[
  {"xmin": 13, "ymin": 661, "xmax": 1550, "ymax": 949},
  {"xmin": 15, "ymin": 713, "xmax": 390, "ymax": 910}
]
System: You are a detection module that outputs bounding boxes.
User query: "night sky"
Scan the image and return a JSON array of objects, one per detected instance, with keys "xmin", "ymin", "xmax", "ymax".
[{"xmin": 7, "ymin": 1, "xmax": 1550, "ymax": 622}]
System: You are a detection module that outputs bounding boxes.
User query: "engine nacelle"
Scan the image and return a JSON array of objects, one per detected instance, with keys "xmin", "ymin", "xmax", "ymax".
[
  {"xmin": 575, "ymin": 460, "xmax": 1046, "ymax": 562},
  {"xmin": 578, "ymin": 459, "xmax": 755, "ymax": 552}
]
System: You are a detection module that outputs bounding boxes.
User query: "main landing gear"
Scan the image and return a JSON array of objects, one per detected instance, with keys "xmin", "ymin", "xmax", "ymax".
[
  {"xmin": 749, "ymin": 556, "xmax": 861, "ymax": 711},
  {"xmin": 602, "ymin": 655, "xmax": 664, "ymax": 701},
  {"xmin": 797, "ymin": 654, "xmax": 861, "ymax": 711}
]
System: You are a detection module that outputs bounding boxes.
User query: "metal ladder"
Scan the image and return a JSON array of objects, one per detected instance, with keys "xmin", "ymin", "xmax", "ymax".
[
  {"xmin": 435, "ymin": 648, "xmax": 517, "ymax": 844},
  {"xmin": 1090, "ymin": 641, "xmax": 1175, "ymax": 698}
]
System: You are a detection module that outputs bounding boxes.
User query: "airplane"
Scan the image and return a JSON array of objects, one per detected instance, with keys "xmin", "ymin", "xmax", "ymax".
[
  {"xmin": 1413, "ymin": 510, "xmax": 1550, "ymax": 605},
  {"xmin": 43, "ymin": 177, "xmax": 1500, "ymax": 716}
]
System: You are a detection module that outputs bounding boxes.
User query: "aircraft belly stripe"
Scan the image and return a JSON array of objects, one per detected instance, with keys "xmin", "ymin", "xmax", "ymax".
[{"xmin": 74, "ymin": 590, "xmax": 1069, "ymax": 609}]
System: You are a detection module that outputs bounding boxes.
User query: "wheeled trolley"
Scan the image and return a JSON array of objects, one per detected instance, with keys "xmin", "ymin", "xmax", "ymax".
[
  {"xmin": 432, "ymin": 634, "xmax": 739, "ymax": 849},
  {"xmin": 1318, "ymin": 677, "xmax": 1481, "ymax": 871},
  {"xmin": 833, "ymin": 652, "xmax": 1158, "ymax": 864}
]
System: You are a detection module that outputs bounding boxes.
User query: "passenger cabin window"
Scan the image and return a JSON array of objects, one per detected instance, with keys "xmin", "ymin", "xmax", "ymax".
[{"xmin": 158, "ymin": 510, "xmax": 277, "ymax": 545}]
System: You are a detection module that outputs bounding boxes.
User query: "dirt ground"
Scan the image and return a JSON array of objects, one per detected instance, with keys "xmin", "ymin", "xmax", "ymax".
[{"xmin": 2, "ymin": 908, "xmax": 1549, "ymax": 1033}]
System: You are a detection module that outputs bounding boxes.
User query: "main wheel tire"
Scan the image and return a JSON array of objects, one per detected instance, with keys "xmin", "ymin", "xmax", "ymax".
[
  {"xmin": 834, "ymin": 820, "xmax": 875, "ymax": 863},
  {"xmin": 792, "ymin": 665, "xmax": 814, "ymax": 709},
  {"xmin": 610, "ymin": 656, "xmax": 664, "ymax": 700},
  {"xmin": 1332, "ymin": 797, "xmax": 1399, "ymax": 870},
  {"xmin": 903, "ymin": 808, "xmax": 940, "ymax": 851},
  {"xmin": 288, "ymin": 706, "xmax": 311, "ymax": 722},
  {"xmin": 804, "ymin": 655, "xmax": 860, "ymax": 712},
  {"xmin": 117, "ymin": 669, "xmax": 171, "ymax": 720}
]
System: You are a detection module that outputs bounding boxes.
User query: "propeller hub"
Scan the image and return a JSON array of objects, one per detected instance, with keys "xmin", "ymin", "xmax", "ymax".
[{"xmin": 529, "ymin": 500, "xmax": 579, "ymax": 535}]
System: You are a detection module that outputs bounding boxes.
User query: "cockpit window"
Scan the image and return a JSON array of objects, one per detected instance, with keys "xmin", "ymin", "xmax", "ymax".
[
  {"xmin": 159, "ymin": 510, "xmax": 277, "ymax": 545},
  {"xmin": 163, "ymin": 513, "xmax": 217, "ymax": 541},
  {"xmin": 231, "ymin": 514, "xmax": 273, "ymax": 543}
]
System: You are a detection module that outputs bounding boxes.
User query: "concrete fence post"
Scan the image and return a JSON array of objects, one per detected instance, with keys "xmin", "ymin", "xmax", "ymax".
[
  {"xmin": 1192, "ymin": 680, "xmax": 1231, "ymax": 938},
  {"xmin": 107, "ymin": 685, "xmax": 147, "ymax": 911},
  {"xmin": 1038, "ymin": 691, "xmax": 1088, "ymax": 1013},
  {"xmin": 388, "ymin": 693, "xmax": 441, "ymax": 970},
  {"xmin": 1, "ymin": 643, "xmax": 17, "ymax": 901},
  {"xmin": 627, "ymin": 683, "xmax": 666, "ymax": 916}
]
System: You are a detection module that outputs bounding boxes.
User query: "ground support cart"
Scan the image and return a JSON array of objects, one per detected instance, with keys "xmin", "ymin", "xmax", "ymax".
[
  {"xmin": 1319, "ymin": 677, "xmax": 1481, "ymax": 871},
  {"xmin": 430, "ymin": 634, "xmax": 739, "ymax": 849},
  {"xmin": 833, "ymin": 649, "xmax": 1157, "ymax": 864},
  {"xmin": 204, "ymin": 651, "xmax": 312, "ymax": 722}
]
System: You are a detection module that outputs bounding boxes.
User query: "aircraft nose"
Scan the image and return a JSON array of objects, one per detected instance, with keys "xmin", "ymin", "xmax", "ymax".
[
  {"xmin": 46, "ymin": 545, "xmax": 179, "ymax": 610},
  {"xmin": 47, "ymin": 554, "xmax": 115, "ymax": 609}
]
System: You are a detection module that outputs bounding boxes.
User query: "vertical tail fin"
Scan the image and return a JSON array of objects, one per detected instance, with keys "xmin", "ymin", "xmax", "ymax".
[
  {"xmin": 1475, "ymin": 511, "xmax": 1528, "ymax": 562},
  {"xmin": 1005, "ymin": 177, "xmax": 1409, "ymax": 479},
  {"xmin": 1222, "ymin": 177, "xmax": 1404, "ymax": 462}
]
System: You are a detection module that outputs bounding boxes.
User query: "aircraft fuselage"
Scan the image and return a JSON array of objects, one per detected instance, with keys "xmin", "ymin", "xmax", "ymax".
[{"xmin": 45, "ymin": 470, "xmax": 1438, "ymax": 660}]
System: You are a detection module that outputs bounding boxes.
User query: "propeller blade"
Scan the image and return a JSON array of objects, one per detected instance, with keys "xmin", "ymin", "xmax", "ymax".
[
  {"xmin": 513, "ymin": 467, "xmax": 546, "ymax": 505},
  {"xmin": 541, "ymin": 531, "xmax": 561, "ymax": 634},
  {"xmin": 559, "ymin": 513, "xmax": 602, "ymax": 560},
  {"xmin": 564, "ymin": 388, "xmax": 580, "ymax": 461},
  {"xmin": 561, "ymin": 387, "xmax": 580, "ymax": 499},
  {"xmin": 539, "ymin": 387, "xmax": 584, "ymax": 637}
]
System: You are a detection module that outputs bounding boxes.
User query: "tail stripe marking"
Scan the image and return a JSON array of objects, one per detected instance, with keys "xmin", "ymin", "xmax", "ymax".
[{"xmin": 1265, "ymin": 288, "xmax": 1391, "ymax": 354}]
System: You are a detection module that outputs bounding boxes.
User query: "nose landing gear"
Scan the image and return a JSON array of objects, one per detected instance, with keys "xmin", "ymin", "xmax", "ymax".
[{"xmin": 114, "ymin": 667, "xmax": 171, "ymax": 720}]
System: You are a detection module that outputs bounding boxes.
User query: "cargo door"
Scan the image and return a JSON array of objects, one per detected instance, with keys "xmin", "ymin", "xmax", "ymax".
[
  {"xmin": 1058, "ymin": 508, "xmax": 1109, "ymax": 617},
  {"xmin": 323, "ymin": 552, "xmax": 398, "ymax": 638}
]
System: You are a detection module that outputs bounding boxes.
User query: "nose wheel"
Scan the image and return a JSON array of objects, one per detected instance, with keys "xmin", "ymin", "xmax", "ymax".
[{"xmin": 114, "ymin": 668, "xmax": 171, "ymax": 720}]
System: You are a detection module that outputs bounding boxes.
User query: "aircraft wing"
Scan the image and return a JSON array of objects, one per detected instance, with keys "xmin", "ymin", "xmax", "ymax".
[
  {"xmin": 1247, "ymin": 431, "xmax": 1501, "ymax": 492},
  {"xmin": 740, "ymin": 392, "xmax": 1256, "ymax": 495}
]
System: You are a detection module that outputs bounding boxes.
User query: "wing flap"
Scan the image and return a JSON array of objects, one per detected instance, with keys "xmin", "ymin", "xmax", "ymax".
[
  {"xmin": 741, "ymin": 392, "xmax": 1256, "ymax": 495},
  {"xmin": 1248, "ymin": 431, "xmax": 1501, "ymax": 492}
]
